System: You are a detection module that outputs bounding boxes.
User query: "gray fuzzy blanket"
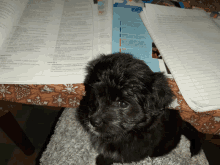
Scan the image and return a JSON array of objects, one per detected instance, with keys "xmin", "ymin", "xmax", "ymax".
[{"xmin": 40, "ymin": 108, "xmax": 209, "ymax": 165}]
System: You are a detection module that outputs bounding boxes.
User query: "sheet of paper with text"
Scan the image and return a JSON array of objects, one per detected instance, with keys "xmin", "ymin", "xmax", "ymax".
[
  {"xmin": 140, "ymin": 3, "xmax": 220, "ymax": 112},
  {"xmin": 0, "ymin": 0, "xmax": 113, "ymax": 84}
]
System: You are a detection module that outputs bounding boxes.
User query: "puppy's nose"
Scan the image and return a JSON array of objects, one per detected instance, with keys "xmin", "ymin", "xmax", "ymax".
[{"xmin": 90, "ymin": 117, "xmax": 103, "ymax": 127}]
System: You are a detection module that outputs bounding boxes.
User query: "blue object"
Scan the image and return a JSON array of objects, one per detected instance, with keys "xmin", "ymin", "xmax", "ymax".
[
  {"xmin": 142, "ymin": 0, "xmax": 154, "ymax": 3},
  {"xmin": 179, "ymin": 2, "xmax": 185, "ymax": 8},
  {"xmin": 112, "ymin": 0, "xmax": 160, "ymax": 72}
]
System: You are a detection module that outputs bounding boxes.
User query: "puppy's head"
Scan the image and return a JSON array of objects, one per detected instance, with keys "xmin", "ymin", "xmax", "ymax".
[{"xmin": 78, "ymin": 53, "xmax": 174, "ymax": 139}]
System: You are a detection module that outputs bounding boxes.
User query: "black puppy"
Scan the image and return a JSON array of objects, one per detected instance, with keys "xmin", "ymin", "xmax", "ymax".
[{"xmin": 76, "ymin": 53, "xmax": 203, "ymax": 165}]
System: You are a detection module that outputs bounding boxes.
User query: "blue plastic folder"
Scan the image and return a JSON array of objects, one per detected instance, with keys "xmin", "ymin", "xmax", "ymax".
[{"xmin": 112, "ymin": 0, "xmax": 159, "ymax": 72}]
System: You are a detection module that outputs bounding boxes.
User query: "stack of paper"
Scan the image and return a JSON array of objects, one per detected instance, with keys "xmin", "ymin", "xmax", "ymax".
[
  {"xmin": 0, "ymin": 0, "xmax": 113, "ymax": 84},
  {"xmin": 139, "ymin": 3, "xmax": 220, "ymax": 112}
]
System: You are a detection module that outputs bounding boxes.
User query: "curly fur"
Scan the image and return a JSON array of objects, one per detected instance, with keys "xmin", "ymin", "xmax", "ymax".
[{"xmin": 76, "ymin": 52, "xmax": 203, "ymax": 165}]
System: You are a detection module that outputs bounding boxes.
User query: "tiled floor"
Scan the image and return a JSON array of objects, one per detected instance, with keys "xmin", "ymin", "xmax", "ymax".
[{"xmin": 0, "ymin": 104, "xmax": 220, "ymax": 165}]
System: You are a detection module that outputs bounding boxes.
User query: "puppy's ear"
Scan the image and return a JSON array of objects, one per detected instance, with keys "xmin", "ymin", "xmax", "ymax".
[{"xmin": 145, "ymin": 72, "xmax": 174, "ymax": 112}]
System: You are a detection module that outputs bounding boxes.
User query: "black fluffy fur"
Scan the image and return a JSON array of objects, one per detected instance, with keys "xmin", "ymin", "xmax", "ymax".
[{"xmin": 76, "ymin": 53, "xmax": 203, "ymax": 165}]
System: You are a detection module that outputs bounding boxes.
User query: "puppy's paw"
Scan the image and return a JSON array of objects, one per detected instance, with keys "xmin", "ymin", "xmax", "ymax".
[
  {"xmin": 96, "ymin": 154, "xmax": 114, "ymax": 165},
  {"xmin": 190, "ymin": 139, "xmax": 202, "ymax": 157}
]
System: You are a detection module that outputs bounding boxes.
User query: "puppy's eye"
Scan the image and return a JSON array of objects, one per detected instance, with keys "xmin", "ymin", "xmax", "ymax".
[{"xmin": 118, "ymin": 101, "xmax": 129, "ymax": 108}]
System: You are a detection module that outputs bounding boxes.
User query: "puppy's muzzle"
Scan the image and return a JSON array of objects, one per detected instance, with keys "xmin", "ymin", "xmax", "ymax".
[{"xmin": 90, "ymin": 115, "xmax": 103, "ymax": 127}]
